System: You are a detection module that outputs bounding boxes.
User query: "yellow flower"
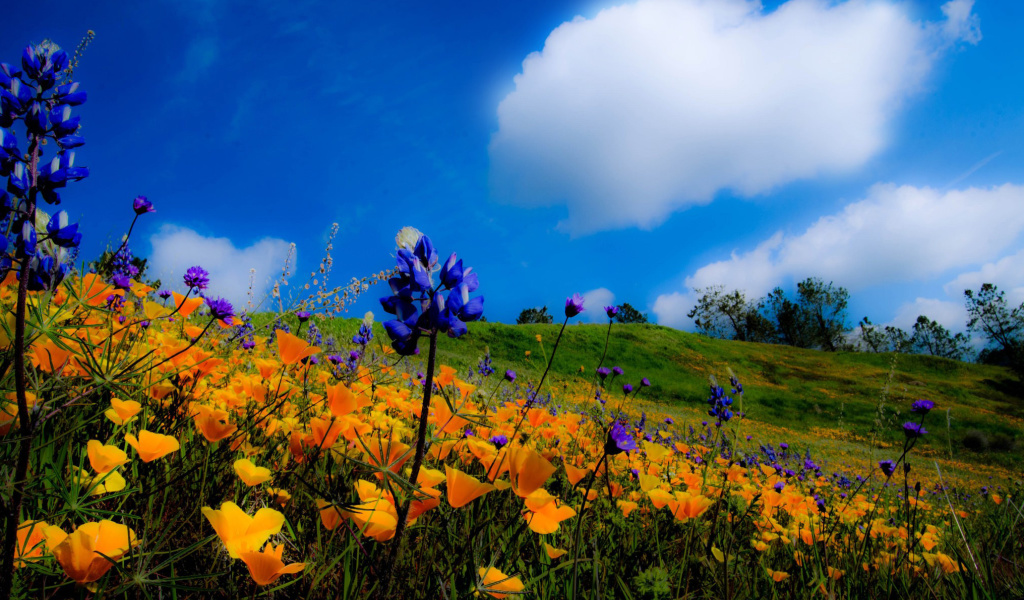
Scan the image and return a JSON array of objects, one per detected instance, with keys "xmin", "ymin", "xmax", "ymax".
[
  {"xmin": 73, "ymin": 468, "xmax": 126, "ymax": 496},
  {"xmin": 233, "ymin": 458, "xmax": 272, "ymax": 487},
  {"xmin": 201, "ymin": 501, "xmax": 284, "ymax": 558}
]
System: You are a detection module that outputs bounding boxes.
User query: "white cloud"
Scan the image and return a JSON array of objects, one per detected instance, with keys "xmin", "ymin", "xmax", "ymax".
[
  {"xmin": 941, "ymin": 0, "xmax": 982, "ymax": 45},
  {"xmin": 889, "ymin": 297, "xmax": 967, "ymax": 332},
  {"xmin": 944, "ymin": 248, "xmax": 1024, "ymax": 307},
  {"xmin": 490, "ymin": 0, "xmax": 980, "ymax": 235},
  {"xmin": 148, "ymin": 225, "xmax": 294, "ymax": 311},
  {"xmin": 581, "ymin": 287, "xmax": 615, "ymax": 321},
  {"xmin": 653, "ymin": 183, "xmax": 1024, "ymax": 328}
]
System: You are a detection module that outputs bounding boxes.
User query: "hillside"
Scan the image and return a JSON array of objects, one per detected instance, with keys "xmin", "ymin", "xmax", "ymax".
[{"xmin": 259, "ymin": 315, "xmax": 1024, "ymax": 474}]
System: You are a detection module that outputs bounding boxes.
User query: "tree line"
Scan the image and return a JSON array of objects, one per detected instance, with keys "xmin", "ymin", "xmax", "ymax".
[{"xmin": 686, "ymin": 278, "xmax": 1024, "ymax": 376}]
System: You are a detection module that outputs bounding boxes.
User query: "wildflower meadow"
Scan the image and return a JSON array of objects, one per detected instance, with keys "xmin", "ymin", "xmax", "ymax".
[{"xmin": 1, "ymin": 39, "xmax": 1023, "ymax": 600}]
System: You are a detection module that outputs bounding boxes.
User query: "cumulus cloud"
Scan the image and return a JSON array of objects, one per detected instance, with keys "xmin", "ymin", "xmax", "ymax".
[
  {"xmin": 889, "ymin": 297, "xmax": 967, "ymax": 332},
  {"xmin": 945, "ymin": 248, "xmax": 1024, "ymax": 307},
  {"xmin": 148, "ymin": 225, "xmax": 294, "ymax": 311},
  {"xmin": 581, "ymin": 287, "xmax": 615, "ymax": 321},
  {"xmin": 490, "ymin": 0, "xmax": 980, "ymax": 235},
  {"xmin": 652, "ymin": 183, "xmax": 1024, "ymax": 328}
]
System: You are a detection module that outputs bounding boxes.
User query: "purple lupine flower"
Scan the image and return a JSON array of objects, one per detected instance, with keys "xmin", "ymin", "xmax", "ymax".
[
  {"xmin": 45, "ymin": 210, "xmax": 81, "ymax": 248},
  {"xmin": 132, "ymin": 195, "xmax": 154, "ymax": 214},
  {"xmin": 664, "ymin": 417, "xmax": 674, "ymax": 424},
  {"xmin": 565, "ymin": 293, "xmax": 585, "ymax": 318},
  {"xmin": 604, "ymin": 305, "xmax": 619, "ymax": 319},
  {"xmin": 206, "ymin": 297, "xmax": 234, "ymax": 324},
  {"xmin": 910, "ymin": 399, "xmax": 935, "ymax": 414},
  {"xmin": 111, "ymin": 274, "xmax": 132, "ymax": 290},
  {"xmin": 184, "ymin": 266, "xmax": 210, "ymax": 290}
]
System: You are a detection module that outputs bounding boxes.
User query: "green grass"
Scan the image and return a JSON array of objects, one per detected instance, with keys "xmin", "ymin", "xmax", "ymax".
[{"xmin": 270, "ymin": 315, "xmax": 1024, "ymax": 473}]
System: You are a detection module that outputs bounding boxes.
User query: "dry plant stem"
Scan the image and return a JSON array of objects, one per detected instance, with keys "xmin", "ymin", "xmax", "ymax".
[
  {"xmin": 380, "ymin": 329, "xmax": 438, "ymax": 598},
  {"xmin": 0, "ymin": 138, "xmax": 39, "ymax": 598}
]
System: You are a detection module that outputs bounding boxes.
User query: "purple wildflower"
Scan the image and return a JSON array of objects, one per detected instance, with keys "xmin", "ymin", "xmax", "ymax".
[
  {"xmin": 910, "ymin": 399, "xmax": 935, "ymax": 414},
  {"xmin": 565, "ymin": 293, "xmax": 585, "ymax": 318},
  {"xmin": 902, "ymin": 422, "xmax": 928, "ymax": 438},
  {"xmin": 184, "ymin": 266, "xmax": 210, "ymax": 291},
  {"xmin": 132, "ymin": 195, "xmax": 154, "ymax": 214},
  {"xmin": 205, "ymin": 297, "xmax": 234, "ymax": 324}
]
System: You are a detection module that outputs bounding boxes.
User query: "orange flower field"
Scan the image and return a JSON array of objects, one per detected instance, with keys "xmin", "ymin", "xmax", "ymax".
[{"xmin": 2, "ymin": 264, "xmax": 1021, "ymax": 599}]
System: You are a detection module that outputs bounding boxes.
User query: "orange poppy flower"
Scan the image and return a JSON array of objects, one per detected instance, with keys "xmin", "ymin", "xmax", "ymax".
[
  {"xmin": 104, "ymin": 398, "xmax": 142, "ymax": 425},
  {"xmin": 201, "ymin": 501, "xmax": 285, "ymax": 558},
  {"xmin": 239, "ymin": 543, "xmax": 306, "ymax": 586},
  {"xmin": 45, "ymin": 520, "xmax": 139, "ymax": 583},
  {"xmin": 234, "ymin": 458, "xmax": 272, "ymax": 486},
  {"xmin": 525, "ymin": 499, "xmax": 576, "ymax": 534},
  {"xmin": 508, "ymin": 446, "xmax": 556, "ymax": 498},
  {"xmin": 192, "ymin": 405, "xmax": 237, "ymax": 442},
  {"xmin": 275, "ymin": 330, "xmax": 320, "ymax": 366},
  {"xmin": 15, "ymin": 520, "xmax": 49, "ymax": 567},
  {"xmin": 445, "ymin": 466, "xmax": 496, "ymax": 508},
  {"xmin": 124, "ymin": 430, "xmax": 179, "ymax": 462},
  {"xmin": 171, "ymin": 291, "xmax": 203, "ymax": 318},
  {"xmin": 478, "ymin": 566, "xmax": 525, "ymax": 599},
  {"xmin": 543, "ymin": 543, "xmax": 568, "ymax": 559},
  {"xmin": 86, "ymin": 440, "xmax": 128, "ymax": 474},
  {"xmin": 666, "ymin": 492, "xmax": 714, "ymax": 522},
  {"xmin": 617, "ymin": 500, "xmax": 639, "ymax": 517}
]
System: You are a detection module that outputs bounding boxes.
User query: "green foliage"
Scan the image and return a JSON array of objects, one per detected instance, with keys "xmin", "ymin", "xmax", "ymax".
[
  {"xmin": 631, "ymin": 566, "xmax": 671, "ymax": 599},
  {"xmin": 516, "ymin": 305, "xmax": 553, "ymax": 324},
  {"xmin": 614, "ymin": 302, "xmax": 649, "ymax": 324}
]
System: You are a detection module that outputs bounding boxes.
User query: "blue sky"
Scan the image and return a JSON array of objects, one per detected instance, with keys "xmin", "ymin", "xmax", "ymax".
[{"xmin": 4, "ymin": 0, "xmax": 1023, "ymax": 333}]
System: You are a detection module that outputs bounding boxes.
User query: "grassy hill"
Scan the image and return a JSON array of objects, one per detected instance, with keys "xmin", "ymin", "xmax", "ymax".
[{"xmin": 259, "ymin": 315, "xmax": 1024, "ymax": 475}]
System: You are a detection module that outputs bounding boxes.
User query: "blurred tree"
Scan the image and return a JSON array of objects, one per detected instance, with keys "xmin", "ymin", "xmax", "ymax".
[
  {"xmin": 614, "ymin": 302, "xmax": 649, "ymax": 324},
  {"xmin": 516, "ymin": 306, "xmax": 553, "ymax": 325}
]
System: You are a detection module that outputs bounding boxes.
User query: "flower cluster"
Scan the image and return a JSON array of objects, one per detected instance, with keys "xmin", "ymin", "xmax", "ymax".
[
  {"xmin": 379, "ymin": 229, "xmax": 483, "ymax": 355},
  {"xmin": 1, "ymin": 42, "xmax": 90, "ymax": 290}
]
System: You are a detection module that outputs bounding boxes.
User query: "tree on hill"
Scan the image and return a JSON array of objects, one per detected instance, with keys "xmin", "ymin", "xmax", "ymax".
[
  {"xmin": 796, "ymin": 277, "xmax": 851, "ymax": 352},
  {"xmin": 688, "ymin": 286, "xmax": 773, "ymax": 342},
  {"xmin": 614, "ymin": 302, "xmax": 649, "ymax": 324},
  {"xmin": 764, "ymin": 287, "xmax": 811, "ymax": 348},
  {"xmin": 965, "ymin": 283, "xmax": 1024, "ymax": 376},
  {"xmin": 516, "ymin": 306, "xmax": 553, "ymax": 325},
  {"xmin": 858, "ymin": 317, "xmax": 910, "ymax": 353},
  {"xmin": 910, "ymin": 315, "xmax": 972, "ymax": 361}
]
